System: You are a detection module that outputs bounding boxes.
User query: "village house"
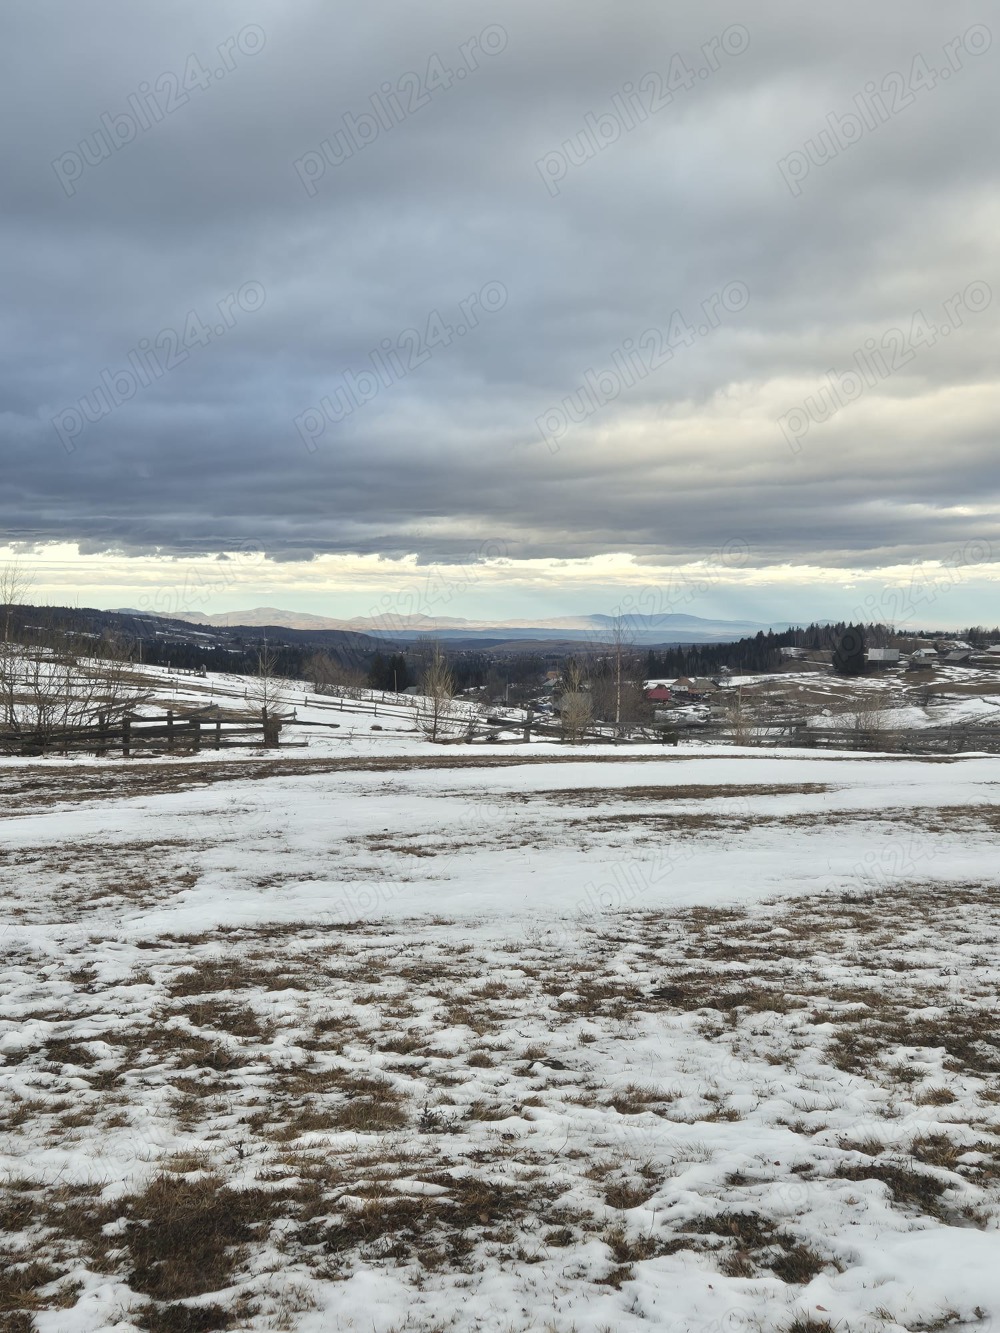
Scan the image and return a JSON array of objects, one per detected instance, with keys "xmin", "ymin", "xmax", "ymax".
[{"xmin": 866, "ymin": 647, "xmax": 901, "ymax": 667}]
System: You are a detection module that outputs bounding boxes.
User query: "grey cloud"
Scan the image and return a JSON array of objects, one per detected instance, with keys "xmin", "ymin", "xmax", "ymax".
[{"xmin": 1, "ymin": 0, "xmax": 999, "ymax": 583}]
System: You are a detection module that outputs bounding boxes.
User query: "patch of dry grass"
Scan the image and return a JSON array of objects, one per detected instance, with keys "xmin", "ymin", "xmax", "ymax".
[
  {"xmin": 3, "ymin": 876, "xmax": 1000, "ymax": 1326},
  {"xmin": 513, "ymin": 782, "xmax": 833, "ymax": 806}
]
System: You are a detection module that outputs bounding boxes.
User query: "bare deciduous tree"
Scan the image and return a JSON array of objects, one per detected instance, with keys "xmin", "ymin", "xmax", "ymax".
[
  {"xmin": 243, "ymin": 641, "xmax": 291, "ymax": 747},
  {"xmin": 0, "ymin": 561, "xmax": 34, "ymax": 731},
  {"xmin": 305, "ymin": 651, "xmax": 366, "ymax": 698},
  {"xmin": 0, "ymin": 627, "xmax": 153, "ymax": 753},
  {"xmin": 559, "ymin": 691, "xmax": 592, "ymax": 743},
  {"xmin": 247, "ymin": 640, "xmax": 287, "ymax": 719},
  {"xmin": 304, "ymin": 651, "xmax": 337, "ymax": 693},
  {"xmin": 608, "ymin": 615, "xmax": 631, "ymax": 730},
  {"xmin": 418, "ymin": 646, "xmax": 457, "ymax": 742},
  {"xmin": 725, "ymin": 685, "xmax": 757, "ymax": 746},
  {"xmin": 0, "ymin": 560, "xmax": 33, "ymax": 641},
  {"xmin": 589, "ymin": 617, "xmax": 649, "ymax": 732},
  {"xmin": 559, "ymin": 659, "xmax": 592, "ymax": 743},
  {"xmin": 590, "ymin": 673, "xmax": 649, "ymax": 729},
  {"xmin": 852, "ymin": 695, "xmax": 888, "ymax": 748}
]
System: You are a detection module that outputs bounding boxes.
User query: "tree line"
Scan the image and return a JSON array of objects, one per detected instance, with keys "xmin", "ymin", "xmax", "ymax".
[{"xmin": 642, "ymin": 622, "xmax": 898, "ymax": 679}]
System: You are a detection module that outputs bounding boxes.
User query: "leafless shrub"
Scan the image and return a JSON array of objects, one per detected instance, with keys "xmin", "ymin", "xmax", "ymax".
[{"xmin": 853, "ymin": 696, "xmax": 889, "ymax": 746}]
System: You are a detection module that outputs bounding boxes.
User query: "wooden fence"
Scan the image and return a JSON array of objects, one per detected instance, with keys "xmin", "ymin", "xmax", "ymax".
[
  {"xmin": 311, "ymin": 689, "xmax": 682, "ymax": 745},
  {"xmin": 786, "ymin": 725, "xmax": 1000, "ymax": 754},
  {"xmin": 0, "ymin": 709, "xmax": 304, "ymax": 757}
]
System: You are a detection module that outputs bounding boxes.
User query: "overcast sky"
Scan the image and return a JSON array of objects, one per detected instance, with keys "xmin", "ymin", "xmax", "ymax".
[{"xmin": 2, "ymin": 0, "xmax": 998, "ymax": 626}]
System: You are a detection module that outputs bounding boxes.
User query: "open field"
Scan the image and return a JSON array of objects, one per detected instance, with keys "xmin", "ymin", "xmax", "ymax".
[
  {"xmin": 2, "ymin": 673, "xmax": 1000, "ymax": 1332},
  {"xmin": 718, "ymin": 662, "xmax": 1000, "ymax": 737}
]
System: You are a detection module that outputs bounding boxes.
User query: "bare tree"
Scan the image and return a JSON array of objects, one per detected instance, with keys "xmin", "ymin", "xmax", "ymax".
[
  {"xmin": 418, "ymin": 646, "xmax": 457, "ymax": 742},
  {"xmin": 88, "ymin": 632, "xmax": 154, "ymax": 721},
  {"xmin": 1, "ymin": 566, "xmax": 156, "ymax": 751},
  {"xmin": 560, "ymin": 691, "xmax": 592, "ymax": 743},
  {"xmin": 242, "ymin": 641, "xmax": 290, "ymax": 748},
  {"xmin": 1, "ymin": 629, "xmax": 152, "ymax": 753},
  {"xmin": 559, "ymin": 659, "xmax": 592, "ymax": 743},
  {"xmin": 305, "ymin": 651, "xmax": 337, "ymax": 693},
  {"xmin": 590, "ymin": 673, "xmax": 650, "ymax": 729},
  {"xmin": 852, "ymin": 695, "xmax": 888, "ymax": 748},
  {"xmin": 588, "ymin": 619, "xmax": 649, "ymax": 731},
  {"xmin": 305, "ymin": 651, "xmax": 366, "ymax": 698},
  {"xmin": 247, "ymin": 639, "xmax": 287, "ymax": 717},
  {"xmin": 0, "ymin": 560, "xmax": 33, "ymax": 642},
  {"xmin": 608, "ymin": 616, "xmax": 631, "ymax": 730},
  {"xmin": 0, "ymin": 562, "xmax": 34, "ymax": 731},
  {"xmin": 563, "ymin": 658, "xmax": 584, "ymax": 693},
  {"xmin": 725, "ymin": 686, "xmax": 757, "ymax": 746}
]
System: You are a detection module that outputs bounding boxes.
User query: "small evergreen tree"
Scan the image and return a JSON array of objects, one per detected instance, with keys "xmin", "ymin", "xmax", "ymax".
[
  {"xmin": 386, "ymin": 653, "xmax": 409, "ymax": 691},
  {"xmin": 833, "ymin": 625, "xmax": 866, "ymax": 676},
  {"xmin": 367, "ymin": 652, "xmax": 389, "ymax": 690}
]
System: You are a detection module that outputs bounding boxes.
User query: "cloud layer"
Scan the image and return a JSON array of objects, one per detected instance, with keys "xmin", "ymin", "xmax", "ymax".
[{"xmin": 2, "ymin": 0, "xmax": 998, "ymax": 602}]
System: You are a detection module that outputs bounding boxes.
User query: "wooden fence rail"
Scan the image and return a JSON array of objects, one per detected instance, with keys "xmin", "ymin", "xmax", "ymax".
[
  {"xmin": 0, "ymin": 709, "xmax": 300, "ymax": 757},
  {"xmin": 786, "ymin": 725, "xmax": 1000, "ymax": 754}
]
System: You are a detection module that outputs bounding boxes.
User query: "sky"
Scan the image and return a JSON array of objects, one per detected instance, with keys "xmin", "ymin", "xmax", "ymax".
[{"xmin": 2, "ymin": 0, "xmax": 999, "ymax": 629}]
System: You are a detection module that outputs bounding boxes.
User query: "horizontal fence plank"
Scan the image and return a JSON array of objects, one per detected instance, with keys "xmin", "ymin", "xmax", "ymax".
[{"xmin": 0, "ymin": 710, "xmax": 301, "ymax": 755}]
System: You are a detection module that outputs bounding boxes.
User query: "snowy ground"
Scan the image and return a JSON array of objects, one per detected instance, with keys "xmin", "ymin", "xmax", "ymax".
[
  {"xmin": 721, "ymin": 665, "xmax": 1000, "ymax": 735},
  {"xmin": 2, "ymin": 672, "xmax": 1000, "ymax": 1332}
]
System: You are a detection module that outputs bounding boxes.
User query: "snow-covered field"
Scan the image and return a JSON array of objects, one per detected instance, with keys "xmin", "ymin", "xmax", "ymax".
[
  {"xmin": 725, "ymin": 665, "xmax": 1000, "ymax": 735},
  {"xmin": 2, "ymin": 668, "xmax": 1000, "ymax": 1333}
]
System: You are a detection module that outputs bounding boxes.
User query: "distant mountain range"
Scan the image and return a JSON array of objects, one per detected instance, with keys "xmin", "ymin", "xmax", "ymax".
[
  {"xmin": 25, "ymin": 604, "xmax": 384, "ymax": 654},
  {"xmin": 139, "ymin": 606, "xmax": 796, "ymax": 645}
]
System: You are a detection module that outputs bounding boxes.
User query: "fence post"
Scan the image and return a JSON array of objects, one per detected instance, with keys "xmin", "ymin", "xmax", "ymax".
[
  {"xmin": 122, "ymin": 716, "xmax": 131, "ymax": 758},
  {"xmin": 523, "ymin": 707, "xmax": 533, "ymax": 744},
  {"xmin": 167, "ymin": 710, "xmax": 174, "ymax": 752},
  {"xmin": 215, "ymin": 720, "xmax": 221, "ymax": 750},
  {"xmin": 192, "ymin": 719, "xmax": 201, "ymax": 752}
]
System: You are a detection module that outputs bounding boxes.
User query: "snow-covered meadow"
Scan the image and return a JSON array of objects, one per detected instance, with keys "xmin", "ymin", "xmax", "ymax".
[{"xmin": 2, "ymin": 668, "xmax": 999, "ymax": 1332}]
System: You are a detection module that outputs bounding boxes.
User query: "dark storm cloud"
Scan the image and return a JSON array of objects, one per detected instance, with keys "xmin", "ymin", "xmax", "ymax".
[{"xmin": 1, "ymin": 0, "xmax": 998, "ymax": 572}]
